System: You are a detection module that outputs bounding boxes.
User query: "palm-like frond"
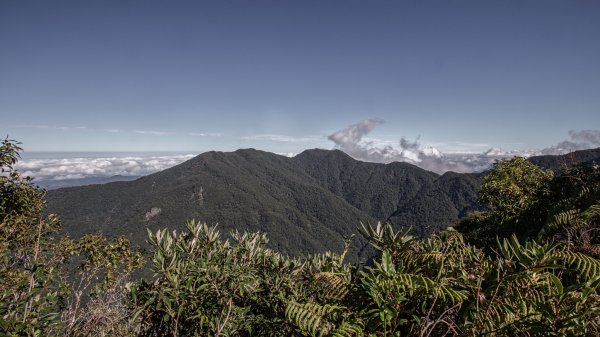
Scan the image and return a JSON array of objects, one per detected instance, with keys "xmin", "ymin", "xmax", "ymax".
[
  {"xmin": 285, "ymin": 300, "xmax": 364, "ymax": 337},
  {"xmin": 313, "ymin": 272, "xmax": 350, "ymax": 301}
]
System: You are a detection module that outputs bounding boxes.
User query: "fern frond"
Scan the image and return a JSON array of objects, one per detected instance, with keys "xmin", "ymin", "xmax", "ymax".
[
  {"xmin": 314, "ymin": 272, "xmax": 350, "ymax": 300},
  {"xmin": 552, "ymin": 251, "xmax": 600, "ymax": 280},
  {"xmin": 330, "ymin": 320, "xmax": 364, "ymax": 337},
  {"xmin": 581, "ymin": 203, "xmax": 600, "ymax": 222},
  {"xmin": 435, "ymin": 284, "xmax": 469, "ymax": 304},
  {"xmin": 549, "ymin": 209, "xmax": 580, "ymax": 228},
  {"xmin": 393, "ymin": 273, "xmax": 435, "ymax": 295},
  {"xmin": 285, "ymin": 301, "xmax": 343, "ymax": 336}
]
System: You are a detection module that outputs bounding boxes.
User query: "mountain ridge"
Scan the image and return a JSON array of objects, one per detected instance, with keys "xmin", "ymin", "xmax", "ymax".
[{"xmin": 46, "ymin": 147, "xmax": 600, "ymax": 261}]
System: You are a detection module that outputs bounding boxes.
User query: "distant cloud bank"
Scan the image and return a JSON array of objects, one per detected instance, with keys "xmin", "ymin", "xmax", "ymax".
[
  {"xmin": 540, "ymin": 130, "xmax": 600, "ymax": 155},
  {"xmin": 13, "ymin": 122, "xmax": 600, "ymax": 184},
  {"xmin": 328, "ymin": 119, "xmax": 600, "ymax": 174},
  {"xmin": 16, "ymin": 154, "xmax": 195, "ymax": 182}
]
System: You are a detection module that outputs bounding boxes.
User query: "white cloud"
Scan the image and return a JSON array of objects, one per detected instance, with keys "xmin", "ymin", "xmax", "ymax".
[
  {"xmin": 425, "ymin": 141, "xmax": 492, "ymax": 153},
  {"xmin": 103, "ymin": 128, "xmax": 122, "ymax": 133},
  {"xmin": 134, "ymin": 130, "xmax": 170, "ymax": 136},
  {"xmin": 242, "ymin": 134, "xmax": 324, "ymax": 143},
  {"xmin": 14, "ymin": 124, "xmax": 225, "ymax": 140},
  {"xmin": 540, "ymin": 130, "xmax": 600, "ymax": 155},
  {"xmin": 275, "ymin": 152, "xmax": 297, "ymax": 158},
  {"xmin": 327, "ymin": 119, "xmax": 573, "ymax": 174},
  {"xmin": 20, "ymin": 124, "xmax": 70, "ymax": 131},
  {"xmin": 189, "ymin": 132, "xmax": 223, "ymax": 137},
  {"xmin": 16, "ymin": 154, "xmax": 195, "ymax": 181}
]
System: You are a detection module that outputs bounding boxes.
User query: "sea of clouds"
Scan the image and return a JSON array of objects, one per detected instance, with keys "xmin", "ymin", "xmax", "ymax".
[
  {"xmin": 13, "ymin": 121, "xmax": 600, "ymax": 186},
  {"xmin": 16, "ymin": 153, "xmax": 196, "ymax": 182}
]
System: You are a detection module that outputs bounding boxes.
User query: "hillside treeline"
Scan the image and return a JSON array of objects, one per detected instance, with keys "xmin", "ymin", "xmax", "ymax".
[{"xmin": 1, "ymin": 138, "xmax": 598, "ymax": 336}]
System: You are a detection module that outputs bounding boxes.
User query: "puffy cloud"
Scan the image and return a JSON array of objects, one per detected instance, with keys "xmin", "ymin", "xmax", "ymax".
[
  {"xmin": 327, "ymin": 119, "xmax": 384, "ymax": 147},
  {"xmin": 328, "ymin": 119, "xmax": 539, "ymax": 173},
  {"xmin": 16, "ymin": 154, "xmax": 195, "ymax": 182},
  {"xmin": 275, "ymin": 152, "xmax": 296, "ymax": 158},
  {"xmin": 329, "ymin": 121, "xmax": 600, "ymax": 173},
  {"xmin": 541, "ymin": 130, "xmax": 600, "ymax": 155}
]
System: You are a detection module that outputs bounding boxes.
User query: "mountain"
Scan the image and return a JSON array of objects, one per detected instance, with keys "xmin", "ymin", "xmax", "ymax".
[
  {"xmin": 45, "ymin": 147, "xmax": 600, "ymax": 261},
  {"xmin": 291, "ymin": 149, "xmax": 481, "ymax": 237},
  {"xmin": 37, "ymin": 175, "xmax": 140, "ymax": 189},
  {"xmin": 47, "ymin": 149, "xmax": 377, "ymax": 261},
  {"xmin": 529, "ymin": 148, "xmax": 600, "ymax": 171}
]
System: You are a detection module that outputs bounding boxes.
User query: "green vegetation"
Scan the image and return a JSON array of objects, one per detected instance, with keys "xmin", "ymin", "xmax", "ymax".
[
  {"xmin": 129, "ymin": 220, "xmax": 599, "ymax": 336},
  {"xmin": 457, "ymin": 156, "xmax": 600, "ymax": 258},
  {"xmin": 2, "ymin": 140, "xmax": 599, "ymax": 336},
  {"xmin": 0, "ymin": 138, "xmax": 144, "ymax": 336}
]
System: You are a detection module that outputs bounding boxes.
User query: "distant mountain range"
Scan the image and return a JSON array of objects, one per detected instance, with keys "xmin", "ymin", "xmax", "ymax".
[
  {"xmin": 38, "ymin": 175, "xmax": 140, "ymax": 189},
  {"xmin": 529, "ymin": 147, "xmax": 600, "ymax": 170},
  {"xmin": 45, "ymin": 147, "xmax": 600, "ymax": 261}
]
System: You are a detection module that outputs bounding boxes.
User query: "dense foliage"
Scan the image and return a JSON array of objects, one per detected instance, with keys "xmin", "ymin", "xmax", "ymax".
[
  {"xmin": 2, "ymin": 140, "xmax": 599, "ymax": 336},
  {"xmin": 130, "ymin": 220, "xmax": 598, "ymax": 336},
  {"xmin": 131, "ymin": 222, "xmax": 356, "ymax": 336},
  {"xmin": 0, "ymin": 138, "xmax": 144, "ymax": 336},
  {"xmin": 457, "ymin": 157, "xmax": 600, "ymax": 257}
]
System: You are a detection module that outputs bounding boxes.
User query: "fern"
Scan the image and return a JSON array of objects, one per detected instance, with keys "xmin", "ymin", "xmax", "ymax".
[
  {"xmin": 330, "ymin": 321, "xmax": 364, "ymax": 337},
  {"xmin": 314, "ymin": 272, "xmax": 350, "ymax": 301},
  {"xmin": 285, "ymin": 301, "xmax": 340, "ymax": 336},
  {"xmin": 552, "ymin": 250, "xmax": 600, "ymax": 280}
]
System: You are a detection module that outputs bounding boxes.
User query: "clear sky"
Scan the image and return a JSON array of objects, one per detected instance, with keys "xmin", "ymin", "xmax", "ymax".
[{"xmin": 1, "ymin": 0, "xmax": 599, "ymax": 154}]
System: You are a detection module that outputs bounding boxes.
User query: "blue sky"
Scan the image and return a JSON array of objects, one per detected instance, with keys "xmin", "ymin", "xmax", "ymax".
[{"xmin": 1, "ymin": 0, "xmax": 599, "ymax": 154}]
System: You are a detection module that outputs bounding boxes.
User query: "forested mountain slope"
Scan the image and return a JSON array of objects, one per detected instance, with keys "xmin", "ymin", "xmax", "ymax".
[
  {"xmin": 529, "ymin": 147, "xmax": 600, "ymax": 170},
  {"xmin": 292, "ymin": 149, "xmax": 481, "ymax": 237},
  {"xmin": 46, "ymin": 147, "xmax": 600, "ymax": 260},
  {"xmin": 47, "ymin": 149, "xmax": 375, "ymax": 261}
]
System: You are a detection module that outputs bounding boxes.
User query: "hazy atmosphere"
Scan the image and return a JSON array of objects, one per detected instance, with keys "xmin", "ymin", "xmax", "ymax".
[{"xmin": 2, "ymin": 0, "xmax": 600, "ymax": 180}]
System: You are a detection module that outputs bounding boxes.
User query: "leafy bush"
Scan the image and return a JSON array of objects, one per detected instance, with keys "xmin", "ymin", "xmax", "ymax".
[
  {"xmin": 131, "ymin": 221, "xmax": 356, "ymax": 336},
  {"xmin": 354, "ymin": 222, "xmax": 598, "ymax": 336},
  {"xmin": 0, "ymin": 138, "xmax": 144, "ymax": 336},
  {"xmin": 458, "ymin": 157, "xmax": 600, "ymax": 253},
  {"xmin": 130, "ymin": 221, "xmax": 599, "ymax": 336}
]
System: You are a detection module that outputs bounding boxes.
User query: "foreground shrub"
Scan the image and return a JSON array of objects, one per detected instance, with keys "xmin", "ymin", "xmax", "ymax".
[
  {"xmin": 358, "ymin": 223, "xmax": 599, "ymax": 336},
  {"xmin": 132, "ymin": 221, "xmax": 358, "ymax": 336},
  {"xmin": 132, "ymin": 220, "xmax": 599, "ymax": 337},
  {"xmin": 0, "ymin": 138, "xmax": 143, "ymax": 336}
]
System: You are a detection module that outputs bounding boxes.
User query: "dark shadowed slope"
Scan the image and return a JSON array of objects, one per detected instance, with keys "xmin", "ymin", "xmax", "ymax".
[
  {"xmin": 38, "ymin": 175, "xmax": 139, "ymax": 190},
  {"xmin": 47, "ymin": 149, "xmax": 376, "ymax": 261},
  {"xmin": 529, "ymin": 148, "xmax": 600, "ymax": 171},
  {"xmin": 292, "ymin": 149, "xmax": 481, "ymax": 237},
  {"xmin": 387, "ymin": 171, "xmax": 482, "ymax": 237}
]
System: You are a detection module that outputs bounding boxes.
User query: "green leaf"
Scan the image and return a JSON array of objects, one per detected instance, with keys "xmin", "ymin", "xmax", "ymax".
[
  {"xmin": 548, "ymin": 273, "xmax": 563, "ymax": 294},
  {"xmin": 381, "ymin": 250, "xmax": 394, "ymax": 274}
]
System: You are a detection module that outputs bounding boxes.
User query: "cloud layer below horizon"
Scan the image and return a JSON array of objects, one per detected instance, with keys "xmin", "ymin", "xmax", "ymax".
[
  {"xmin": 328, "ymin": 119, "xmax": 600, "ymax": 173},
  {"xmin": 12, "ymin": 120, "xmax": 600, "ymax": 184},
  {"xmin": 16, "ymin": 154, "xmax": 195, "ymax": 182}
]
